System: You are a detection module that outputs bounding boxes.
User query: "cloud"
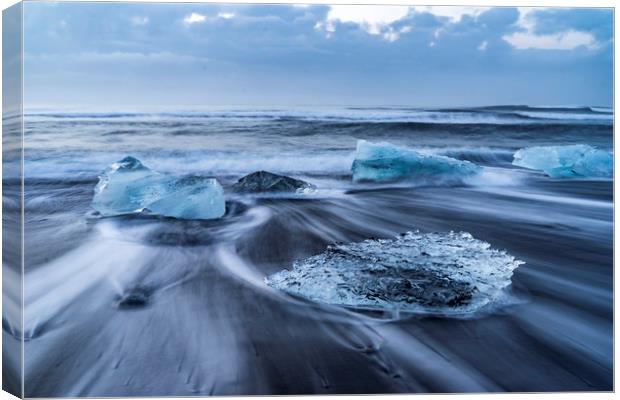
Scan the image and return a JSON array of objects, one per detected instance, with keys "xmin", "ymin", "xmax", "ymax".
[
  {"xmin": 319, "ymin": 5, "xmax": 411, "ymax": 39},
  {"xmin": 315, "ymin": 5, "xmax": 491, "ymax": 42},
  {"xmin": 525, "ymin": 8, "xmax": 612, "ymax": 41},
  {"xmin": 382, "ymin": 25, "xmax": 413, "ymax": 42},
  {"xmin": 382, "ymin": 28, "xmax": 399, "ymax": 42},
  {"xmin": 503, "ymin": 30, "xmax": 597, "ymax": 50},
  {"xmin": 131, "ymin": 16, "xmax": 149, "ymax": 26},
  {"xmin": 513, "ymin": 7, "xmax": 537, "ymax": 31},
  {"xmin": 503, "ymin": 7, "xmax": 599, "ymax": 50},
  {"xmin": 183, "ymin": 12, "xmax": 206, "ymax": 25},
  {"xmin": 21, "ymin": 3, "xmax": 613, "ymax": 108},
  {"xmin": 217, "ymin": 12, "xmax": 235, "ymax": 20},
  {"xmin": 412, "ymin": 6, "xmax": 490, "ymax": 22}
]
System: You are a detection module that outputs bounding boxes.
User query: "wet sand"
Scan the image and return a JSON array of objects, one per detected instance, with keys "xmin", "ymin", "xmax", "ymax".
[{"xmin": 12, "ymin": 175, "xmax": 613, "ymax": 396}]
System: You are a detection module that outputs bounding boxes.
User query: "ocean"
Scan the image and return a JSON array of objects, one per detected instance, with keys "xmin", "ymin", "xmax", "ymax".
[{"xmin": 3, "ymin": 105, "xmax": 613, "ymax": 395}]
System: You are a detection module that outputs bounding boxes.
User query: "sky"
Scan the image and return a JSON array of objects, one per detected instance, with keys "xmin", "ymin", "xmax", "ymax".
[{"xmin": 21, "ymin": 2, "xmax": 614, "ymax": 109}]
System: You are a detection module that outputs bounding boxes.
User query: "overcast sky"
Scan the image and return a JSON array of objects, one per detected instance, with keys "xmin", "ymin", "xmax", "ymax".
[{"xmin": 22, "ymin": 2, "xmax": 613, "ymax": 109}]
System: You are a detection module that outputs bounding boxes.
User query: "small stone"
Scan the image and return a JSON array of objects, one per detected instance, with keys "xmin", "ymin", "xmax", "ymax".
[{"xmin": 116, "ymin": 286, "xmax": 153, "ymax": 309}]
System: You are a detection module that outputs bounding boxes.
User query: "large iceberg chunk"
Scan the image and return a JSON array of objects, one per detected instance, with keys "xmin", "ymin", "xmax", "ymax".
[
  {"xmin": 232, "ymin": 170, "xmax": 316, "ymax": 193},
  {"xmin": 92, "ymin": 156, "xmax": 225, "ymax": 220},
  {"xmin": 351, "ymin": 140, "xmax": 481, "ymax": 184},
  {"xmin": 266, "ymin": 231, "xmax": 523, "ymax": 315},
  {"xmin": 512, "ymin": 144, "xmax": 613, "ymax": 178}
]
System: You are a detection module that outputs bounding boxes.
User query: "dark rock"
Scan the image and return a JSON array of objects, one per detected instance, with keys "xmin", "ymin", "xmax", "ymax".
[
  {"xmin": 116, "ymin": 286, "xmax": 153, "ymax": 309},
  {"xmin": 232, "ymin": 171, "xmax": 315, "ymax": 193}
]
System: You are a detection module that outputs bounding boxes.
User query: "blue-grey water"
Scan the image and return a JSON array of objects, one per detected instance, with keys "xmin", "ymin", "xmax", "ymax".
[{"xmin": 4, "ymin": 105, "xmax": 613, "ymax": 395}]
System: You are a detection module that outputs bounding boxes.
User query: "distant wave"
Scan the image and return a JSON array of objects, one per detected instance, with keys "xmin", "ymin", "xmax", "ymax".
[
  {"xmin": 27, "ymin": 112, "xmax": 146, "ymax": 119},
  {"xmin": 25, "ymin": 105, "xmax": 612, "ymax": 125},
  {"xmin": 512, "ymin": 111, "xmax": 613, "ymax": 121},
  {"xmin": 471, "ymin": 105, "xmax": 612, "ymax": 114},
  {"xmin": 590, "ymin": 106, "xmax": 613, "ymax": 113}
]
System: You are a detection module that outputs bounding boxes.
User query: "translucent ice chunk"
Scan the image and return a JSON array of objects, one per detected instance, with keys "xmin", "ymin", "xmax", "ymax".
[
  {"xmin": 266, "ymin": 231, "xmax": 523, "ymax": 315},
  {"xmin": 92, "ymin": 156, "xmax": 163, "ymax": 215},
  {"xmin": 92, "ymin": 156, "xmax": 225, "ymax": 219},
  {"xmin": 512, "ymin": 144, "xmax": 613, "ymax": 178},
  {"xmin": 351, "ymin": 140, "xmax": 481, "ymax": 184},
  {"xmin": 145, "ymin": 175, "xmax": 226, "ymax": 220}
]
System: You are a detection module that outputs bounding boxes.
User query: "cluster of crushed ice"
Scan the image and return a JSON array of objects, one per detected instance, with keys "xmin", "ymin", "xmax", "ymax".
[
  {"xmin": 266, "ymin": 231, "xmax": 523, "ymax": 315},
  {"xmin": 512, "ymin": 144, "xmax": 613, "ymax": 178},
  {"xmin": 352, "ymin": 140, "xmax": 481, "ymax": 184}
]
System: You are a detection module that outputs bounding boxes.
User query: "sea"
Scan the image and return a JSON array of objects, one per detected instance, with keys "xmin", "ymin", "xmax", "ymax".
[{"xmin": 2, "ymin": 105, "xmax": 613, "ymax": 395}]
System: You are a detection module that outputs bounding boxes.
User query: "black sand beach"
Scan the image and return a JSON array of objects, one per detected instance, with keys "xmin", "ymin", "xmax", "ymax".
[{"xmin": 3, "ymin": 107, "xmax": 613, "ymax": 395}]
